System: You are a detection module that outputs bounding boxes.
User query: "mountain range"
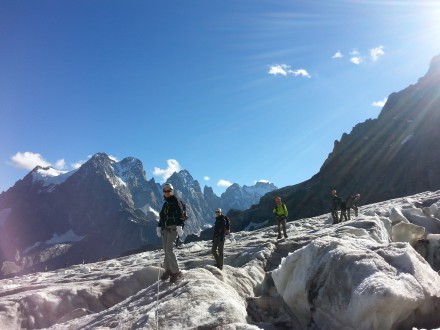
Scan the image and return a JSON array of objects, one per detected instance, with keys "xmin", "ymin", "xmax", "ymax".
[
  {"xmin": 0, "ymin": 155, "xmax": 276, "ymax": 276},
  {"xmin": 2, "ymin": 53, "xmax": 440, "ymax": 277}
]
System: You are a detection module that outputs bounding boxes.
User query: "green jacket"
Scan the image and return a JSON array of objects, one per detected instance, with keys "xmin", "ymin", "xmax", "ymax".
[{"xmin": 273, "ymin": 203, "xmax": 288, "ymax": 217}]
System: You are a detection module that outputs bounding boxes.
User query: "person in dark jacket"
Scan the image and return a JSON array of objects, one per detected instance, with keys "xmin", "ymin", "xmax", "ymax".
[
  {"xmin": 331, "ymin": 189, "xmax": 342, "ymax": 224},
  {"xmin": 157, "ymin": 183, "xmax": 185, "ymax": 283},
  {"xmin": 212, "ymin": 208, "xmax": 230, "ymax": 270},
  {"xmin": 346, "ymin": 194, "xmax": 361, "ymax": 220},
  {"xmin": 339, "ymin": 200, "xmax": 348, "ymax": 222}
]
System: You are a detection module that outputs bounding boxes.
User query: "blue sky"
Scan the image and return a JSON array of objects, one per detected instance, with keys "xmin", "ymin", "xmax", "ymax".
[{"xmin": 1, "ymin": 1, "xmax": 440, "ymax": 196}]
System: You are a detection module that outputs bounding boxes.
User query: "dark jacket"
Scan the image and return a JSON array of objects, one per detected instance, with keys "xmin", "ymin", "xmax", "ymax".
[
  {"xmin": 346, "ymin": 194, "xmax": 360, "ymax": 208},
  {"xmin": 332, "ymin": 195, "xmax": 342, "ymax": 211},
  {"xmin": 213, "ymin": 215, "xmax": 230, "ymax": 241},
  {"xmin": 159, "ymin": 195, "xmax": 184, "ymax": 227}
]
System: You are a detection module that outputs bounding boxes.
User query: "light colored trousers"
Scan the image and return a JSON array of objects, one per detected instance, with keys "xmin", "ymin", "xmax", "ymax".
[{"xmin": 161, "ymin": 225, "xmax": 179, "ymax": 273}]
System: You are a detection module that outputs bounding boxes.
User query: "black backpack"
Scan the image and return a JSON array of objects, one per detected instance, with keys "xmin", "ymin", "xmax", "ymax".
[
  {"xmin": 224, "ymin": 215, "xmax": 231, "ymax": 231},
  {"xmin": 179, "ymin": 200, "xmax": 189, "ymax": 226}
]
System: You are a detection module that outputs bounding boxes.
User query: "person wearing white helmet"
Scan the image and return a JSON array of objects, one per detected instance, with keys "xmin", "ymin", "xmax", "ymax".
[
  {"xmin": 157, "ymin": 182, "xmax": 185, "ymax": 283},
  {"xmin": 212, "ymin": 208, "xmax": 230, "ymax": 270}
]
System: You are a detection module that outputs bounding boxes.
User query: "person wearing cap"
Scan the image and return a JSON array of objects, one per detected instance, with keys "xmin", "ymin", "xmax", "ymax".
[
  {"xmin": 212, "ymin": 208, "xmax": 230, "ymax": 270},
  {"xmin": 273, "ymin": 196, "xmax": 288, "ymax": 239},
  {"xmin": 157, "ymin": 183, "xmax": 185, "ymax": 283}
]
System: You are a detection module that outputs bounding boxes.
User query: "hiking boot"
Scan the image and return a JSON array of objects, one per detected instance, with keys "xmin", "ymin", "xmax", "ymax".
[
  {"xmin": 284, "ymin": 234, "xmax": 288, "ymax": 238},
  {"xmin": 169, "ymin": 271, "xmax": 182, "ymax": 283},
  {"xmin": 277, "ymin": 235, "xmax": 282, "ymax": 239},
  {"xmin": 160, "ymin": 269, "xmax": 172, "ymax": 281}
]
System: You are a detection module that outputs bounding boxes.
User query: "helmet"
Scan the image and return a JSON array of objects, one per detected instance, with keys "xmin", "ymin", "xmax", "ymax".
[
  {"xmin": 215, "ymin": 208, "xmax": 222, "ymax": 213},
  {"xmin": 162, "ymin": 183, "xmax": 174, "ymax": 191}
]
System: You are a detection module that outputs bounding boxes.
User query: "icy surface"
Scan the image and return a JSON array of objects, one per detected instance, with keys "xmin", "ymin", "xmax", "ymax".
[{"xmin": 1, "ymin": 191, "xmax": 440, "ymax": 329}]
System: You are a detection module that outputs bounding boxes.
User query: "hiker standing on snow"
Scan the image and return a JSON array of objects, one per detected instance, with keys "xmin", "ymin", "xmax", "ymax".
[
  {"xmin": 331, "ymin": 189, "xmax": 342, "ymax": 224},
  {"xmin": 157, "ymin": 183, "xmax": 184, "ymax": 283},
  {"xmin": 339, "ymin": 199, "xmax": 348, "ymax": 222},
  {"xmin": 346, "ymin": 194, "xmax": 361, "ymax": 220},
  {"xmin": 273, "ymin": 196, "xmax": 288, "ymax": 239},
  {"xmin": 212, "ymin": 208, "xmax": 230, "ymax": 270}
]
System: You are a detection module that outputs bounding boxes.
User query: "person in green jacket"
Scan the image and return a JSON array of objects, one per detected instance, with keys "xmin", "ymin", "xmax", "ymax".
[{"xmin": 273, "ymin": 196, "xmax": 288, "ymax": 239}]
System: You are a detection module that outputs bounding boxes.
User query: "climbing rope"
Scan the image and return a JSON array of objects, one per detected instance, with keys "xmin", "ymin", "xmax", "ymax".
[{"xmin": 155, "ymin": 260, "xmax": 161, "ymax": 330}]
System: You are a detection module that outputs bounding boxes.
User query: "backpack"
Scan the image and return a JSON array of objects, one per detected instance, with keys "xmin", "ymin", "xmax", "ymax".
[
  {"xmin": 224, "ymin": 215, "xmax": 231, "ymax": 232},
  {"xmin": 179, "ymin": 199, "xmax": 189, "ymax": 226},
  {"xmin": 214, "ymin": 214, "xmax": 231, "ymax": 237}
]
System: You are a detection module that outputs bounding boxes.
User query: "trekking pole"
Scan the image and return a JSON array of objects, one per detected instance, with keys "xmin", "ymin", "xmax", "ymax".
[{"xmin": 155, "ymin": 261, "xmax": 161, "ymax": 330}]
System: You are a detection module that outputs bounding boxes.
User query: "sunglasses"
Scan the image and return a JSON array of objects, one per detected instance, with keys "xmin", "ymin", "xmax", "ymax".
[
  {"xmin": 215, "ymin": 211, "xmax": 220, "ymax": 213},
  {"xmin": 163, "ymin": 190, "xmax": 172, "ymax": 193}
]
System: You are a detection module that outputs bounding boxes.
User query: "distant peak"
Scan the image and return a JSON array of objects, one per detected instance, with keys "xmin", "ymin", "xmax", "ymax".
[
  {"xmin": 90, "ymin": 153, "xmax": 112, "ymax": 162},
  {"xmin": 31, "ymin": 165, "xmax": 51, "ymax": 173},
  {"xmin": 428, "ymin": 54, "xmax": 440, "ymax": 75}
]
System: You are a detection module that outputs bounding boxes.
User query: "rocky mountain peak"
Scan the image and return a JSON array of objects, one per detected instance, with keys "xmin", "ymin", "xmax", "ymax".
[{"xmin": 428, "ymin": 54, "xmax": 440, "ymax": 76}]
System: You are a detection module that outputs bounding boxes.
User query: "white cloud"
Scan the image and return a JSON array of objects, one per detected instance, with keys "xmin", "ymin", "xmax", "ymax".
[
  {"xmin": 269, "ymin": 64, "xmax": 289, "ymax": 76},
  {"xmin": 370, "ymin": 45, "xmax": 385, "ymax": 62},
  {"xmin": 268, "ymin": 64, "xmax": 311, "ymax": 78},
  {"xmin": 72, "ymin": 155, "xmax": 94, "ymax": 169},
  {"xmin": 54, "ymin": 159, "xmax": 67, "ymax": 170},
  {"xmin": 349, "ymin": 49, "xmax": 360, "ymax": 55},
  {"xmin": 204, "ymin": 176, "xmax": 210, "ymax": 181},
  {"xmin": 372, "ymin": 98, "xmax": 387, "ymax": 107},
  {"xmin": 332, "ymin": 51, "xmax": 343, "ymax": 59},
  {"xmin": 153, "ymin": 159, "xmax": 182, "ymax": 182},
  {"xmin": 11, "ymin": 151, "xmax": 91, "ymax": 172},
  {"xmin": 71, "ymin": 162, "xmax": 84, "ymax": 169},
  {"xmin": 11, "ymin": 152, "xmax": 52, "ymax": 170},
  {"xmin": 217, "ymin": 180, "xmax": 232, "ymax": 188},
  {"xmin": 292, "ymin": 69, "xmax": 311, "ymax": 78},
  {"xmin": 350, "ymin": 57, "xmax": 362, "ymax": 65}
]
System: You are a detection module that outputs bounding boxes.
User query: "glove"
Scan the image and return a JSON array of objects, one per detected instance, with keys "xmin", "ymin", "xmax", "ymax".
[
  {"xmin": 156, "ymin": 227, "xmax": 162, "ymax": 238},
  {"xmin": 176, "ymin": 226, "xmax": 184, "ymax": 236}
]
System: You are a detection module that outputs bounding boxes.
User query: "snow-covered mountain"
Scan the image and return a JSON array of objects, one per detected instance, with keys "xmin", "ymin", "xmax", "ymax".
[
  {"xmin": 0, "ymin": 155, "xmax": 277, "ymax": 276},
  {"xmin": 220, "ymin": 181, "xmax": 277, "ymax": 213},
  {"xmin": 1, "ymin": 190, "xmax": 439, "ymax": 330},
  {"xmin": 0, "ymin": 153, "xmax": 162, "ymax": 276}
]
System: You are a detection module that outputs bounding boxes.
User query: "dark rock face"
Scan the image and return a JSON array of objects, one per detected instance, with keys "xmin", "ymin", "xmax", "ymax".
[
  {"xmin": 230, "ymin": 54, "xmax": 440, "ymax": 231},
  {"xmin": 0, "ymin": 154, "xmax": 161, "ymax": 275}
]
